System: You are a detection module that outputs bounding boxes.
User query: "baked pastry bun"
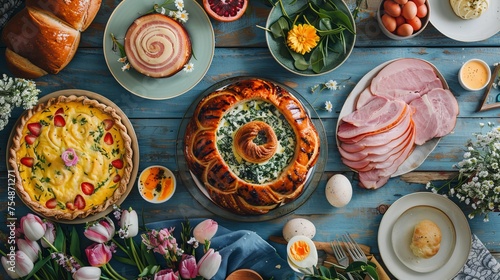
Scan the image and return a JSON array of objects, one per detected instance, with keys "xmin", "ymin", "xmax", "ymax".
[
  {"xmin": 9, "ymin": 95, "xmax": 133, "ymax": 221},
  {"xmin": 410, "ymin": 219, "xmax": 442, "ymax": 258},
  {"xmin": 184, "ymin": 78, "xmax": 320, "ymax": 215},
  {"xmin": 1, "ymin": 0, "xmax": 102, "ymax": 78}
]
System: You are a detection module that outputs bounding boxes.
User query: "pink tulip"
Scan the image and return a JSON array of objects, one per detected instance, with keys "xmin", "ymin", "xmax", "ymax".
[
  {"xmin": 73, "ymin": 266, "xmax": 102, "ymax": 280},
  {"xmin": 41, "ymin": 221, "xmax": 56, "ymax": 248},
  {"xmin": 154, "ymin": 269, "xmax": 179, "ymax": 280},
  {"xmin": 179, "ymin": 254, "xmax": 198, "ymax": 278},
  {"xmin": 1, "ymin": 251, "xmax": 34, "ymax": 278},
  {"xmin": 193, "ymin": 219, "xmax": 218, "ymax": 243},
  {"xmin": 17, "ymin": 238, "xmax": 41, "ymax": 262},
  {"xmin": 20, "ymin": 213, "xmax": 46, "ymax": 241},
  {"xmin": 1, "ymin": 255, "xmax": 21, "ymax": 279},
  {"xmin": 85, "ymin": 243, "xmax": 112, "ymax": 267},
  {"xmin": 119, "ymin": 209, "xmax": 139, "ymax": 238},
  {"xmin": 84, "ymin": 217, "xmax": 115, "ymax": 243},
  {"xmin": 197, "ymin": 249, "xmax": 221, "ymax": 279}
]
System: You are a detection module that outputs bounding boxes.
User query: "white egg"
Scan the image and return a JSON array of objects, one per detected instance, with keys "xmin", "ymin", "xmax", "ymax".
[
  {"xmin": 282, "ymin": 218, "xmax": 316, "ymax": 241},
  {"xmin": 325, "ymin": 174, "xmax": 352, "ymax": 208},
  {"xmin": 287, "ymin": 235, "xmax": 318, "ymax": 269}
]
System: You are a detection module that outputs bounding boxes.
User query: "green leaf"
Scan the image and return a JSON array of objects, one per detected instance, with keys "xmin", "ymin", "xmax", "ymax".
[
  {"xmin": 23, "ymin": 255, "xmax": 53, "ymax": 279},
  {"xmin": 319, "ymin": 9, "xmax": 355, "ymax": 34},
  {"xmin": 113, "ymin": 255, "xmax": 137, "ymax": 266},
  {"xmin": 310, "ymin": 41, "xmax": 325, "ymax": 73},
  {"xmin": 141, "ymin": 242, "xmax": 158, "ymax": 266},
  {"xmin": 53, "ymin": 224, "xmax": 65, "ymax": 252},
  {"xmin": 365, "ymin": 265, "xmax": 379, "ymax": 280},
  {"xmin": 318, "ymin": 265, "xmax": 331, "ymax": 277},
  {"xmin": 270, "ymin": 17, "xmax": 290, "ymax": 38},
  {"xmin": 70, "ymin": 227, "xmax": 82, "ymax": 261}
]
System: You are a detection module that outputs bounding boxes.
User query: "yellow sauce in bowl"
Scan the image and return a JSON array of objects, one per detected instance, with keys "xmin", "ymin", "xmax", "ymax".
[
  {"xmin": 138, "ymin": 165, "xmax": 176, "ymax": 203},
  {"xmin": 459, "ymin": 59, "xmax": 491, "ymax": 91}
]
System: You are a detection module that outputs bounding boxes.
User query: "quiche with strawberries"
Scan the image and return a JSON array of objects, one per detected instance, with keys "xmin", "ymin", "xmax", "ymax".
[{"xmin": 9, "ymin": 95, "xmax": 133, "ymax": 221}]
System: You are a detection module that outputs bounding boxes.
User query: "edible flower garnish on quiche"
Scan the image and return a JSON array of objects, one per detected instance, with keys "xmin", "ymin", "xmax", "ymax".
[{"xmin": 61, "ymin": 148, "xmax": 79, "ymax": 167}]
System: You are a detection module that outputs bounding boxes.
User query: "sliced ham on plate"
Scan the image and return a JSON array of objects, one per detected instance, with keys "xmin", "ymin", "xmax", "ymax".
[
  {"xmin": 336, "ymin": 58, "xmax": 459, "ymax": 189},
  {"xmin": 370, "ymin": 58, "xmax": 444, "ymax": 103}
]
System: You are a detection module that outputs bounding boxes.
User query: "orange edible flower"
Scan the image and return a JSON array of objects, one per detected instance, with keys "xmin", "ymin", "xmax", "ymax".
[{"xmin": 287, "ymin": 24, "xmax": 320, "ymax": 55}]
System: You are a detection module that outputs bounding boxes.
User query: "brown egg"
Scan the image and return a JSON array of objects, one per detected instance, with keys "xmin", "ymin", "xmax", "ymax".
[
  {"xmin": 395, "ymin": 16, "xmax": 406, "ymax": 26},
  {"xmin": 394, "ymin": 0, "xmax": 408, "ymax": 4},
  {"xmin": 384, "ymin": 0, "xmax": 402, "ymax": 17},
  {"xmin": 406, "ymin": 16, "xmax": 422, "ymax": 32},
  {"xmin": 396, "ymin": 23, "xmax": 414, "ymax": 36},
  {"xmin": 412, "ymin": 0, "xmax": 426, "ymax": 6},
  {"xmin": 382, "ymin": 14, "xmax": 397, "ymax": 32},
  {"xmin": 402, "ymin": 1, "xmax": 418, "ymax": 19},
  {"xmin": 416, "ymin": 3, "xmax": 428, "ymax": 18}
]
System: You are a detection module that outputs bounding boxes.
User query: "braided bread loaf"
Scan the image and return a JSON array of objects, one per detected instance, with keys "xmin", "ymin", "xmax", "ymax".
[{"xmin": 184, "ymin": 78, "xmax": 320, "ymax": 215}]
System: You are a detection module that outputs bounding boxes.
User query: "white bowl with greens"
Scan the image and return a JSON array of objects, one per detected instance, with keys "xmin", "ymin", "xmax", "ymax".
[{"xmin": 265, "ymin": 0, "xmax": 356, "ymax": 76}]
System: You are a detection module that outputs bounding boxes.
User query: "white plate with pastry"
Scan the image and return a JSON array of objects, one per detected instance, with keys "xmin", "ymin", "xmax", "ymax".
[
  {"xmin": 103, "ymin": 0, "xmax": 214, "ymax": 99},
  {"xmin": 378, "ymin": 192, "xmax": 471, "ymax": 279},
  {"xmin": 429, "ymin": 0, "xmax": 500, "ymax": 42}
]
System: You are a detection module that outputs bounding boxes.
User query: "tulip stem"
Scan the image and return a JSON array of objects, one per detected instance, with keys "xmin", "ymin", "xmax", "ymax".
[
  {"xmin": 128, "ymin": 237, "xmax": 145, "ymax": 272},
  {"xmin": 41, "ymin": 236, "xmax": 59, "ymax": 252},
  {"xmin": 103, "ymin": 263, "xmax": 127, "ymax": 280}
]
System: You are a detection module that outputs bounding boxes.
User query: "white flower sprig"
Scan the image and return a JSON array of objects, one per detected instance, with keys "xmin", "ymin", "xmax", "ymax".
[
  {"xmin": 426, "ymin": 122, "xmax": 500, "ymax": 222},
  {"xmin": 0, "ymin": 74, "xmax": 40, "ymax": 131},
  {"xmin": 311, "ymin": 77, "xmax": 350, "ymax": 112},
  {"xmin": 155, "ymin": 0, "xmax": 189, "ymax": 23}
]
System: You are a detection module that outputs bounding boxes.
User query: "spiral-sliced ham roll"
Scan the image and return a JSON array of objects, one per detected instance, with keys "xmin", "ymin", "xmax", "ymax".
[{"xmin": 125, "ymin": 13, "xmax": 191, "ymax": 78}]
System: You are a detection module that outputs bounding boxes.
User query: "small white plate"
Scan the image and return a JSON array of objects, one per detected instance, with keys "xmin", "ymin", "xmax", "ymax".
[
  {"xmin": 391, "ymin": 206, "xmax": 456, "ymax": 273},
  {"xmin": 378, "ymin": 192, "xmax": 471, "ymax": 280},
  {"xmin": 138, "ymin": 165, "xmax": 176, "ymax": 203},
  {"xmin": 429, "ymin": 0, "xmax": 500, "ymax": 42}
]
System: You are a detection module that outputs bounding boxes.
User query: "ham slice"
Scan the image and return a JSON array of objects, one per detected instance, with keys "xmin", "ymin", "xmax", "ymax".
[
  {"xmin": 410, "ymin": 88, "xmax": 459, "ymax": 144},
  {"xmin": 337, "ymin": 58, "xmax": 459, "ymax": 190},
  {"xmin": 338, "ymin": 97, "xmax": 408, "ymax": 142},
  {"xmin": 370, "ymin": 58, "xmax": 443, "ymax": 103}
]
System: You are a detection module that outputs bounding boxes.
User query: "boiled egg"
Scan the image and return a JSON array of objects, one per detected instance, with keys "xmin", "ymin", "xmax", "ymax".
[
  {"xmin": 325, "ymin": 174, "xmax": 352, "ymax": 208},
  {"xmin": 282, "ymin": 218, "xmax": 316, "ymax": 241},
  {"xmin": 287, "ymin": 235, "xmax": 318, "ymax": 269}
]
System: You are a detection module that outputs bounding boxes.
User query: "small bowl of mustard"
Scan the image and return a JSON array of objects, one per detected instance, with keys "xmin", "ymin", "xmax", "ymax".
[
  {"xmin": 138, "ymin": 165, "xmax": 176, "ymax": 203},
  {"xmin": 459, "ymin": 59, "xmax": 491, "ymax": 91}
]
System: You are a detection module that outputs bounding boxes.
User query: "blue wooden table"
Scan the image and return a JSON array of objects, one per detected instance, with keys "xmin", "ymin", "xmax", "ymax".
[{"xmin": 1, "ymin": 0, "xmax": 499, "ymax": 278}]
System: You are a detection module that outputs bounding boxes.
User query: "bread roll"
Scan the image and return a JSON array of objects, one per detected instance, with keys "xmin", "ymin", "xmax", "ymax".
[
  {"xmin": 26, "ymin": 0, "xmax": 102, "ymax": 31},
  {"xmin": 410, "ymin": 219, "xmax": 442, "ymax": 258},
  {"xmin": 1, "ymin": 0, "xmax": 101, "ymax": 78}
]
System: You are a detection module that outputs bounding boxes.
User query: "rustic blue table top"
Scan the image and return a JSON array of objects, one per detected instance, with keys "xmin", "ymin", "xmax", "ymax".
[{"xmin": 1, "ymin": 0, "xmax": 499, "ymax": 278}]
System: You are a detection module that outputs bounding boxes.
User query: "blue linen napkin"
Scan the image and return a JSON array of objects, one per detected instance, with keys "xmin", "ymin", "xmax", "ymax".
[
  {"xmin": 146, "ymin": 219, "xmax": 295, "ymax": 280},
  {"xmin": 0, "ymin": 0, "xmax": 22, "ymax": 29},
  {"xmin": 454, "ymin": 234, "xmax": 500, "ymax": 280}
]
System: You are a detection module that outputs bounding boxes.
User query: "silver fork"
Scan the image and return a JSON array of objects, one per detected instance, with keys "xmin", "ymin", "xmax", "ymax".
[
  {"xmin": 342, "ymin": 233, "xmax": 368, "ymax": 263},
  {"xmin": 331, "ymin": 240, "xmax": 354, "ymax": 280}
]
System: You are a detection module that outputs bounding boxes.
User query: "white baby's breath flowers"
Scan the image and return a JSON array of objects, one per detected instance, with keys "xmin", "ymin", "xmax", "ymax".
[
  {"xmin": 0, "ymin": 74, "xmax": 40, "ymax": 131},
  {"xmin": 325, "ymin": 80, "xmax": 338, "ymax": 90},
  {"xmin": 175, "ymin": 10, "xmax": 189, "ymax": 23},
  {"xmin": 427, "ymin": 123, "xmax": 500, "ymax": 221},
  {"xmin": 175, "ymin": 0, "xmax": 185, "ymax": 10},
  {"xmin": 324, "ymin": 100, "xmax": 333, "ymax": 112},
  {"xmin": 183, "ymin": 63, "xmax": 194, "ymax": 73}
]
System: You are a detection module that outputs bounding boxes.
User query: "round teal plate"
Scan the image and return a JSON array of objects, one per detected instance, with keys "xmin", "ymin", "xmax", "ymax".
[
  {"xmin": 103, "ymin": 0, "xmax": 215, "ymax": 100},
  {"xmin": 265, "ymin": 0, "xmax": 356, "ymax": 76}
]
